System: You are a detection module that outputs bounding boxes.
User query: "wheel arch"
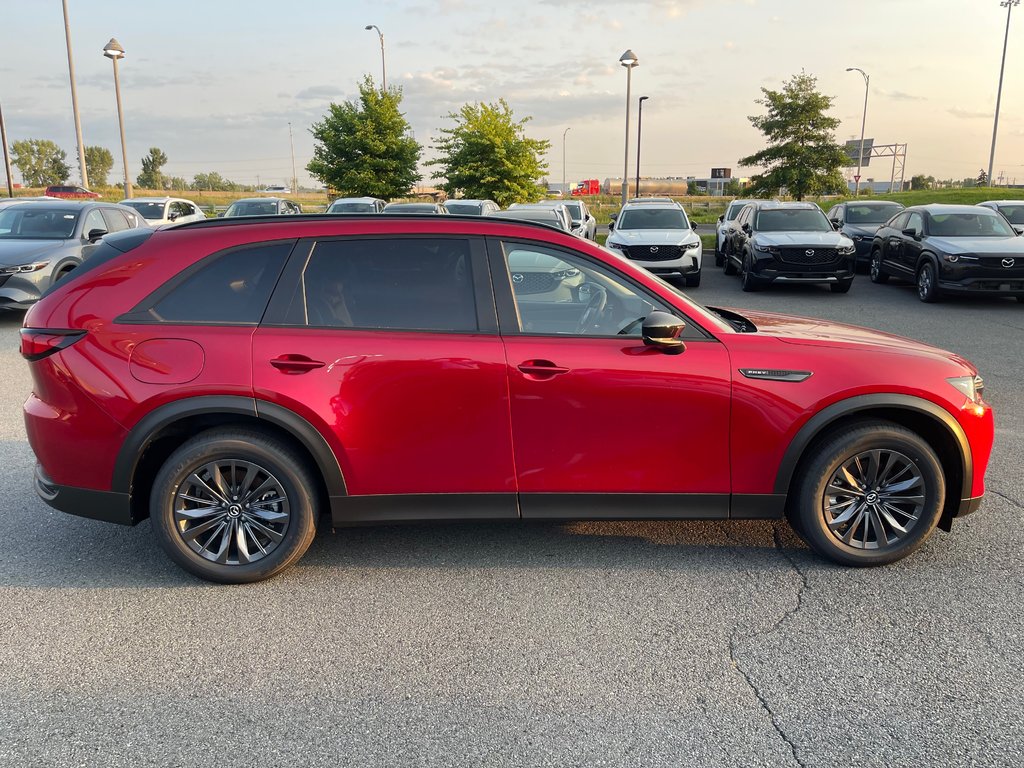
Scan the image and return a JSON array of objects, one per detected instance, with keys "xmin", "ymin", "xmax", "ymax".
[
  {"xmin": 916, "ymin": 250, "xmax": 940, "ymax": 273},
  {"xmin": 774, "ymin": 394, "xmax": 970, "ymax": 531},
  {"xmin": 112, "ymin": 396, "xmax": 346, "ymax": 524}
]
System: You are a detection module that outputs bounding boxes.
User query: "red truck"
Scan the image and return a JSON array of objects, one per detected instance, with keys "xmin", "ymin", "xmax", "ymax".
[{"xmin": 571, "ymin": 179, "xmax": 600, "ymax": 196}]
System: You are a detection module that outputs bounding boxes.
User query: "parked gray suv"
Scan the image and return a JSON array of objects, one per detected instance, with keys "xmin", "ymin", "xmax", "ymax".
[{"xmin": 0, "ymin": 201, "xmax": 144, "ymax": 310}]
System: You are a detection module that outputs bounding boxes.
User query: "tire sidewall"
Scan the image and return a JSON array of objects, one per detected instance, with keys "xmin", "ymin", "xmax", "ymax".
[
  {"xmin": 150, "ymin": 433, "xmax": 317, "ymax": 583},
  {"xmin": 796, "ymin": 426, "xmax": 945, "ymax": 567}
]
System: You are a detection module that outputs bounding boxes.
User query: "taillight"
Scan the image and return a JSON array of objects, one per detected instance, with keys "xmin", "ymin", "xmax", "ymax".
[{"xmin": 20, "ymin": 329, "xmax": 86, "ymax": 362}]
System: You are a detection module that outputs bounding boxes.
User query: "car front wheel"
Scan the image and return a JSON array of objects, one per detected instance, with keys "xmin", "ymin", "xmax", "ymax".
[
  {"xmin": 869, "ymin": 250, "xmax": 888, "ymax": 283},
  {"xmin": 740, "ymin": 253, "xmax": 760, "ymax": 292},
  {"xmin": 917, "ymin": 261, "xmax": 941, "ymax": 302},
  {"xmin": 150, "ymin": 429, "xmax": 319, "ymax": 583},
  {"xmin": 790, "ymin": 421, "xmax": 945, "ymax": 566}
]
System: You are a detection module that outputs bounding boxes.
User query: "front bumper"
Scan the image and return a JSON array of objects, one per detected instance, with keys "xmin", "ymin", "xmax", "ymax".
[{"xmin": 938, "ymin": 277, "xmax": 1024, "ymax": 297}]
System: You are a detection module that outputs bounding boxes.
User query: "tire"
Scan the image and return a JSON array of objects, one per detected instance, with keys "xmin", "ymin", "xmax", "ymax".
[
  {"xmin": 830, "ymin": 279, "xmax": 853, "ymax": 294},
  {"xmin": 51, "ymin": 265, "xmax": 77, "ymax": 285},
  {"xmin": 723, "ymin": 242, "xmax": 738, "ymax": 275},
  {"xmin": 740, "ymin": 253, "xmax": 760, "ymax": 292},
  {"xmin": 685, "ymin": 272, "xmax": 701, "ymax": 288},
  {"xmin": 150, "ymin": 428, "xmax": 319, "ymax": 583},
  {"xmin": 869, "ymin": 249, "xmax": 889, "ymax": 284},
  {"xmin": 917, "ymin": 261, "xmax": 941, "ymax": 303},
  {"xmin": 789, "ymin": 421, "xmax": 945, "ymax": 567}
]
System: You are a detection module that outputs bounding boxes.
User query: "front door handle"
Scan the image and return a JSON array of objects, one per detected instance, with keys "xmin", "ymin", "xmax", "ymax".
[
  {"xmin": 517, "ymin": 359, "xmax": 570, "ymax": 378},
  {"xmin": 270, "ymin": 354, "xmax": 325, "ymax": 374}
]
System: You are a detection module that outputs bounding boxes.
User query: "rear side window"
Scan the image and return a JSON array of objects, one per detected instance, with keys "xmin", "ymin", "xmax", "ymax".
[
  {"xmin": 280, "ymin": 238, "xmax": 478, "ymax": 332},
  {"xmin": 123, "ymin": 242, "xmax": 292, "ymax": 325}
]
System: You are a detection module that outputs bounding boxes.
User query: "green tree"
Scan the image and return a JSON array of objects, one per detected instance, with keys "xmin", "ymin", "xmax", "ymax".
[
  {"xmin": 738, "ymin": 72, "xmax": 848, "ymax": 200},
  {"xmin": 428, "ymin": 99, "xmax": 550, "ymax": 207},
  {"xmin": 722, "ymin": 179, "xmax": 743, "ymax": 196},
  {"xmin": 84, "ymin": 146, "xmax": 114, "ymax": 187},
  {"xmin": 136, "ymin": 147, "xmax": 168, "ymax": 189},
  {"xmin": 306, "ymin": 76, "xmax": 420, "ymax": 199},
  {"xmin": 976, "ymin": 169, "xmax": 989, "ymax": 187},
  {"xmin": 910, "ymin": 174, "xmax": 937, "ymax": 191},
  {"xmin": 166, "ymin": 176, "xmax": 188, "ymax": 190},
  {"xmin": 10, "ymin": 139, "xmax": 71, "ymax": 187},
  {"xmin": 191, "ymin": 171, "xmax": 239, "ymax": 191}
]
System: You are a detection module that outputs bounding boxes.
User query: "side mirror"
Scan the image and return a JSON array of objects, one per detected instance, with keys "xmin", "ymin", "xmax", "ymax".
[
  {"xmin": 608, "ymin": 219, "xmax": 615, "ymax": 231},
  {"xmin": 742, "ymin": 223, "xmax": 752, "ymax": 234},
  {"xmin": 167, "ymin": 211, "xmax": 179, "ymax": 221},
  {"xmin": 691, "ymin": 222, "xmax": 699, "ymax": 231},
  {"xmin": 86, "ymin": 228, "xmax": 107, "ymax": 242},
  {"xmin": 829, "ymin": 218, "xmax": 842, "ymax": 228},
  {"xmin": 717, "ymin": 215, "xmax": 724, "ymax": 223},
  {"xmin": 642, "ymin": 310, "xmax": 686, "ymax": 354},
  {"xmin": 901, "ymin": 227, "xmax": 920, "ymax": 239}
]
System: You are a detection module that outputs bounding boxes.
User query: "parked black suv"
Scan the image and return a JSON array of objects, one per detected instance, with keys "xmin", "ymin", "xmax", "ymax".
[
  {"xmin": 870, "ymin": 204, "xmax": 1024, "ymax": 302},
  {"xmin": 723, "ymin": 202, "xmax": 857, "ymax": 293},
  {"xmin": 826, "ymin": 200, "xmax": 904, "ymax": 268}
]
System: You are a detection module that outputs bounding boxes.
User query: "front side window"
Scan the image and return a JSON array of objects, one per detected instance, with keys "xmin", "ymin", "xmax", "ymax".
[
  {"xmin": 726, "ymin": 202, "xmax": 746, "ymax": 221},
  {"xmin": 846, "ymin": 204, "xmax": 902, "ymax": 224},
  {"xmin": 101, "ymin": 208, "xmax": 130, "ymax": 233},
  {"xmin": 281, "ymin": 238, "xmax": 478, "ymax": 332},
  {"xmin": 906, "ymin": 212, "xmax": 924, "ymax": 234},
  {"xmin": 123, "ymin": 201, "xmax": 166, "ymax": 220},
  {"xmin": 142, "ymin": 242, "xmax": 292, "ymax": 324},
  {"xmin": 83, "ymin": 209, "xmax": 107, "ymax": 237},
  {"xmin": 997, "ymin": 205, "xmax": 1024, "ymax": 225},
  {"xmin": 501, "ymin": 242, "xmax": 672, "ymax": 337},
  {"xmin": 890, "ymin": 212, "xmax": 910, "ymax": 230}
]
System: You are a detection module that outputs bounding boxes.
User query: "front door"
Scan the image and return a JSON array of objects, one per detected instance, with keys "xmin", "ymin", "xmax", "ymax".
[
  {"xmin": 254, "ymin": 236, "xmax": 516, "ymax": 518},
  {"xmin": 489, "ymin": 239, "xmax": 732, "ymax": 519}
]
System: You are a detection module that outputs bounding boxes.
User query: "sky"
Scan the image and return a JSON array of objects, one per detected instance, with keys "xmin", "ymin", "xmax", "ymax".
[{"xmin": 2, "ymin": 0, "xmax": 1022, "ymax": 190}]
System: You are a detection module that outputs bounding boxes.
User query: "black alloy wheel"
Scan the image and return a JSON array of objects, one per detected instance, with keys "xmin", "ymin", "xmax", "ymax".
[
  {"xmin": 791, "ymin": 421, "xmax": 945, "ymax": 566},
  {"xmin": 150, "ymin": 429, "xmax": 318, "ymax": 583},
  {"xmin": 869, "ymin": 250, "xmax": 888, "ymax": 284},
  {"xmin": 917, "ymin": 261, "xmax": 940, "ymax": 303},
  {"xmin": 723, "ymin": 242, "xmax": 738, "ymax": 275},
  {"xmin": 740, "ymin": 253, "xmax": 760, "ymax": 292}
]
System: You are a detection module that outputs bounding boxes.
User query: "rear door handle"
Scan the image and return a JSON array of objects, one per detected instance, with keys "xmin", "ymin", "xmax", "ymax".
[
  {"xmin": 270, "ymin": 354, "xmax": 325, "ymax": 374},
  {"xmin": 517, "ymin": 359, "xmax": 570, "ymax": 378}
]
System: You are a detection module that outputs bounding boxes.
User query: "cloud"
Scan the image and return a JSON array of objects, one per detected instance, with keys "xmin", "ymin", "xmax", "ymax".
[
  {"xmin": 293, "ymin": 85, "xmax": 347, "ymax": 101},
  {"xmin": 949, "ymin": 106, "xmax": 992, "ymax": 119},
  {"xmin": 876, "ymin": 89, "xmax": 926, "ymax": 102}
]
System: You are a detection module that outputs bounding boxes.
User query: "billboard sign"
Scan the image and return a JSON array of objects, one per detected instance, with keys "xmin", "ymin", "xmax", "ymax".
[{"xmin": 844, "ymin": 138, "xmax": 874, "ymax": 167}]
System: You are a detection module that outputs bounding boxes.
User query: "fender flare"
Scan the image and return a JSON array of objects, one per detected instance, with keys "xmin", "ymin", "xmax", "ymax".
[
  {"xmin": 111, "ymin": 395, "xmax": 347, "ymax": 496},
  {"xmin": 916, "ymin": 251, "xmax": 940, "ymax": 274},
  {"xmin": 772, "ymin": 393, "xmax": 972, "ymax": 500}
]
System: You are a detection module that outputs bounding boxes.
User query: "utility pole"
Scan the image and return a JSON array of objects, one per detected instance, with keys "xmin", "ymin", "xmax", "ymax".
[
  {"xmin": 0, "ymin": 100, "xmax": 14, "ymax": 197},
  {"xmin": 619, "ymin": 50, "xmax": 639, "ymax": 207},
  {"xmin": 562, "ymin": 127, "xmax": 570, "ymax": 196},
  {"xmin": 62, "ymin": 0, "xmax": 89, "ymax": 188},
  {"xmin": 846, "ymin": 67, "xmax": 869, "ymax": 196},
  {"xmin": 988, "ymin": 0, "xmax": 1018, "ymax": 189},
  {"xmin": 636, "ymin": 96, "xmax": 648, "ymax": 197},
  {"xmin": 289, "ymin": 122, "xmax": 297, "ymax": 193}
]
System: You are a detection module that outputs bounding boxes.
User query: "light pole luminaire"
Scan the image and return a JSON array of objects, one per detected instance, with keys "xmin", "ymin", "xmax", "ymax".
[
  {"xmin": 562, "ymin": 127, "xmax": 570, "ymax": 196},
  {"xmin": 104, "ymin": 38, "xmax": 132, "ymax": 199},
  {"xmin": 636, "ymin": 96, "xmax": 648, "ymax": 198},
  {"xmin": 846, "ymin": 67, "xmax": 869, "ymax": 196},
  {"xmin": 619, "ymin": 50, "xmax": 638, "ymax": 207},
  {"xmin": 365, "ymin": 25, "xmax": 386, "ymax": 90},
  {"xmin": 988, "ymin": 0, "xmax": 1018, "ymax": 189}
]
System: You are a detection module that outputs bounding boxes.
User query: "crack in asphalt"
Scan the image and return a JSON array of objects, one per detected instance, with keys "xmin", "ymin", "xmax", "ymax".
[
  {"xmin": 724, "ymin": 523, "xmax": 810, "ymax": 768},
  {"xmin": 989, "ymin": 488, "xmax": 1024, "ymax": 510}
]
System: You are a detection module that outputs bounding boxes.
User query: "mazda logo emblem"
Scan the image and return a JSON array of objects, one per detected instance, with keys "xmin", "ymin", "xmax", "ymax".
[
  {"xmin": 805, "ymin": 249, "xmax": 815, "ymax": 257},
  {"xmin": 1002, "ymin": 258, "xmax": 1015, "ymax": 268},
  {"xmin": 512, "ymin": 273, "xmax": 524, "ymax": 283},
  {"xmin": 650, "ymin": 246, "xmax": 659, "ymax": 253}
]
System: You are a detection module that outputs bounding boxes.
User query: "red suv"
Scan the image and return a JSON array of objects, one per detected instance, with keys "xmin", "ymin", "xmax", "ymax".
[
  {"xmin": 22, "ymin": 215, "xmax": 994, "ymax": 583},
  {"xmin": 44, "ymin": 185, "xmax": 101, "ymax": 199}
]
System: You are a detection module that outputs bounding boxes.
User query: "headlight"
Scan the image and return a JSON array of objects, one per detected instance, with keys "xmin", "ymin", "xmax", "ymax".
[
  {"xmin": 753, "ymin": 243, "xmax": 778, "ymax": 254},
  {"xmin": 837, "ymin": 244, "xmax": 856, "ymax": 255},
  {"xmin": 948, "ymin": 375, "xmax": 985, "ymax": 404},
  {"xmin": 0, "ymin": 261, "xmax": 50, "ymax": 274},
  {"xmin": 555, "ymin": 268, "xmax": 580, "ymax": 280},
  {"xmin": 606, "ymin": 242, "xmax": 624, "ymax": 251},
  {"xmin": 684, "ymin": 241, "xmax": 701, "ymax": 250},
  {"xmin": 943, "ymin": 253, "xmax": 978, "ymax": 263}
]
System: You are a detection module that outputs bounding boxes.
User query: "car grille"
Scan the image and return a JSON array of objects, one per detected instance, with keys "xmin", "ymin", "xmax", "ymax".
[
  {"xmin": 511, "ymin": 272, "xmax": 558, "ymax": 295},
  {"xmin": 621, "ymin": 245, "xmax": 687, "ymax": 262},
  {"xmin": 777, "ymin": 248, "xmax": 839, "ymax": 265}
]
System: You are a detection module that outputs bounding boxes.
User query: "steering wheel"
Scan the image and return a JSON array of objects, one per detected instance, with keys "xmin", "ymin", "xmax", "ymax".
[{"xmin": 575, "ymin": 285, "xmax": 608, "ymax": 334}]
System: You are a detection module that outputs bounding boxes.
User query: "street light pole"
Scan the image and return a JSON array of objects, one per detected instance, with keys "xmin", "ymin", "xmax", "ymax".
[
  {"xmin": 636, "ymin": 96, "xmax": 648, "ymax": 198},
  {"xmin": 62, "ymin": 0, "xmax": 89, "ymax": 188},
  {"xmin": 289, "ymin": 121, "xmax": 298, "ymax": 194},
  {"xmin": 103, "ymin": 38, "xmax": 132, "ymax": 199},
  {"xmin": 988, "ymin": 0, "xmax": 1018, "ymax": 189},
  {"xmin": 562, "ymin": 127, "xmax": 570, "ymax": 196},
  {"xmin": 846, "ymin": 67, "xmax": 869, "ymax": 196},
  {"xmin": 0, "ymin": 100, "xmax": 14, "ymax": 198},
  {"xmin": 619, "ymin": 50, "xmax": 638, "ymax": 207},
  {"xmin": 365, "ymin": 25, "xmax": 386, "ymax": 90}
]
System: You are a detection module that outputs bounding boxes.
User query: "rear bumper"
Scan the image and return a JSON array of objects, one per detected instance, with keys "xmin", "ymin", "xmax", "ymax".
[{"xmin": 34, "ymin": 463, "xmax": 134, "ymax": 526}]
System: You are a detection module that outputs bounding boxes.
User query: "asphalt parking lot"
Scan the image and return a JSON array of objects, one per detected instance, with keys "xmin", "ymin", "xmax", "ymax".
[{"xmin": 1, "ymin": 262, "xmax": 1022, "ymax": 767}]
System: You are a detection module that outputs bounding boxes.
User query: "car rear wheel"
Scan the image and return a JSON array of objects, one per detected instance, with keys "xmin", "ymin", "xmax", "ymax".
[
  {"xmin": 790, "ymin": 421, "xmax": 945, "ymax": 566},
  {"xmin": 869, "ymin": 250, "xmax": 888, "ymax": 283},
  {"xmin": 150, "ymin": 429, "xmax": 318, "ymax": 583},
  {"xmin": 917, "ymin": 261, "xmax": 941, "ymax": 303}
]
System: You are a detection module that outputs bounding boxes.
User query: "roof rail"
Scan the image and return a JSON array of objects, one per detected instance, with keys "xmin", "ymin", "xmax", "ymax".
[{"xmin": 166, "ymin": 212, "xmax": 577, "ymax": 235}]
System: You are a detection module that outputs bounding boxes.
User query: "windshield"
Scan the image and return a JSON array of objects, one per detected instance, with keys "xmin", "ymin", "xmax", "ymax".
[
  {"xmin": 385, "ymin": 204, "xmax": 436, "ymax": 212},
  {"xmin": 122, "ymin": 201, "xmax": 167, "ymax": 220},
  {"xmin": 929, "ymin": 212, "xmax": 1016, "ymax": 238},
  {"xmin": 0, "ymin": 207, "xmax": 79, "ymax": 239},
  {"xmin": 444, "ymin": 203, "xmax": 483, "ymax": 215},
  {"xmin": 846, "ymin": 204, "xmax": 902, "ymax": 224},
  {"xmin": 725, "ymin": 202, "xmax": 747, "ymax": 221},
  {"xmin": 225, "ymin": 201, "xmax": 279, "ymax": 216},
  {"xmin": 329, "ymin": 202, "xmax": 376, "ymax": 213},
  {"xmin": 617, "ymin": 208, "xmax": 689, "ymax": 230},
  {"xmin": 755, "ymin": 208, "xmax": 831, "ymax": 232},
  {"xmin": 997, "ymin": 205, "xmax": 1024, "ymax": 225}
]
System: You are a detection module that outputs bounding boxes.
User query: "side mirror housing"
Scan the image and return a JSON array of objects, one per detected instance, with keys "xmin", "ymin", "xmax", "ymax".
[
  {"xmin": 608, "ymin": 219, "xmax": 615, "ymax": 231},
  {"xmin": 691, "ymin": 222, "xmax": 699, "ymax": 231},
  {"xmin": 642, "ymin": 310, "xmax": 686, "ymax": 354},
  {"xmin": 86, "ymin": 228, "xmax": 107, "ymax": 243},
  {"xmin": 717, "ymin": 215, "xmax": 724, "ymax": 223},
  {"xmin": 742, "ymin": 223, "xmax": 752, "ymax": 234},
  {"xmin": 901, "ymin": 227, "xmax": 920, "ymax": 239},
  {"xmin": 167, "ymin": 211, "xmax": 179, "ymax": 221},
  {"xmin": 830, "ymin": 218, "xmax": 842, "ymax": 229}
]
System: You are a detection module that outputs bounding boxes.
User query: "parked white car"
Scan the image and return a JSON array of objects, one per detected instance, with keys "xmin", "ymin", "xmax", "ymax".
[
  {"xmin": 119, "ymin": 197, "xmax": 207, "ymax": 227},
  {"xmin": 606, "ymin": 199, "xmax": 703, "ymax": 287}
]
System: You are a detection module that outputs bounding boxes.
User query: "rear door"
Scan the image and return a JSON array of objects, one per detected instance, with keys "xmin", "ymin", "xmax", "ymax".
[{"xmin": 254, "ymin": 235, "xmax": 516, "ymax": 514}]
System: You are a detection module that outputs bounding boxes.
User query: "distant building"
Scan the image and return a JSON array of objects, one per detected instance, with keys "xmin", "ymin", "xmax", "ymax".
[{"xmin": 686, "ymin": 173, "xmax": 750, "ymax": 196}]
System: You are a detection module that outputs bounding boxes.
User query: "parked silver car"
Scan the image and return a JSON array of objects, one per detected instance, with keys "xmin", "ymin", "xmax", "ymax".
[
  {"xmin": 120, "ymin": 197, "xmax": 207, "ymax": 227},
  {"xmin": 223, "ymin": 198, "xmax": 301, "ymax": 217},
  {"xmin": 0, "ymin": 201, "xmax": 145, "ymax": 310},
  {"xmin": 977, "ymin": 200, "xmax": 1024, "ymax": 235},
  {"xmin": 444, "ymin": 199, "xmax": 500, "ymax": 216},
  {"xmin": 326, "ymin": 197, "xmax": 386, "ymax": 214},
  {"xmin": 503, "ymin": 203, "xmax": 573, "ymax": 232}
]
